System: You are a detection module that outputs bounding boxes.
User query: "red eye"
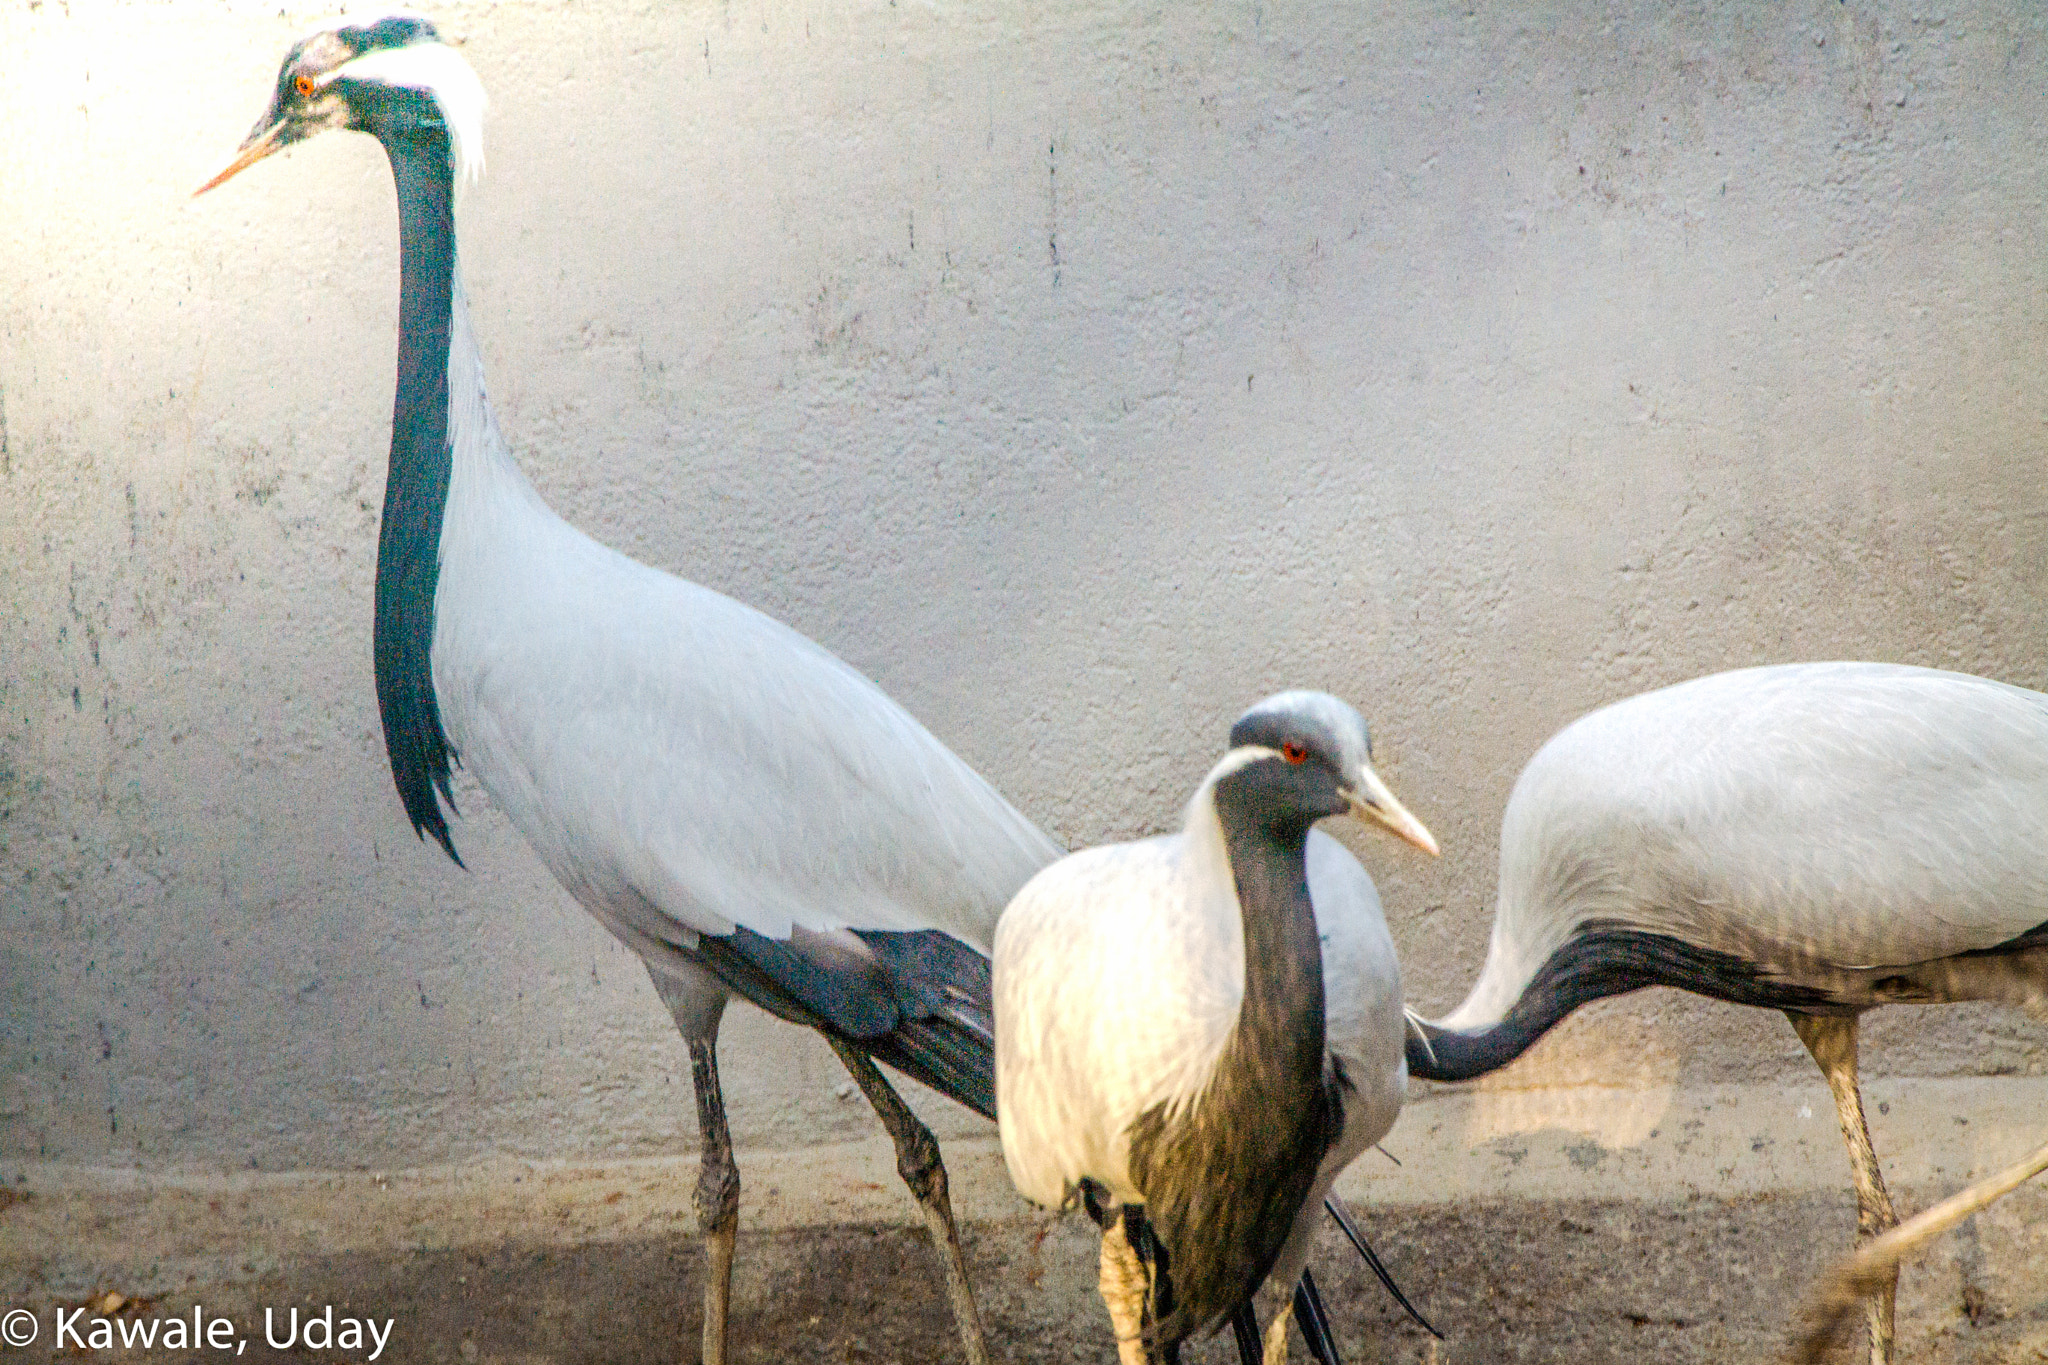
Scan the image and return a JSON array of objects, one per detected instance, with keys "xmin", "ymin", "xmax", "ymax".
[
  {"xmin": 1281, "ymin": 741, "xmax": 1307, "ymax": 764},
  {"xmin": 294, "ymin": 72, "xmax": 317, "ymax": 98}
]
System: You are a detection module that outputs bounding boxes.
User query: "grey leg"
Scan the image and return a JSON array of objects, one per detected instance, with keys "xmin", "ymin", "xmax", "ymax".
[
  {"xmin": 1789, "ymin": 1012, "xmax": 1898, "ymax": 1365},
  {"xmin": 1793, "ymin": 1136, "xmax": 2048, "ymax": 1364},
  {"xmin": 649, "ymin": 971, "xmax": 738, "ymax": 1365},
  {"xmin": 826, "ymin": 1036, "xmax": 992, "ymax": 1365},
  {"xmin": 689, "ymin": 1036, "xmax": 740, "ymax": 1365}
]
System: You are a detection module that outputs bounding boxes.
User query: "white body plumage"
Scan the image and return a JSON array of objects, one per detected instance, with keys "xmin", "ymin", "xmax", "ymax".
[{"xmin": 433, "ymin": 278, "xmax": 1058, "ymax": 980}]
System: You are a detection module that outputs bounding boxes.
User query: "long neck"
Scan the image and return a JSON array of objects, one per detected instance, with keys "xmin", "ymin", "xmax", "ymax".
[
  {"xmin": 372, "ymin": 125, "xmax": 461, "ymax": 863},
  {"xmin": 1210, "ymin": 780, "xmax": 1330, "ymax": 1155},
  {"xmin": 1405, "ymin": 994, "xmax": 1562, "ymax": 1081},
  {"xmin": 1125, "ymin": 777, "xmax": 1336, "ymax": 1345},
  {"xmin": 1406, "ymin": 923, "xmax": 1844, "ymax": 1081}
]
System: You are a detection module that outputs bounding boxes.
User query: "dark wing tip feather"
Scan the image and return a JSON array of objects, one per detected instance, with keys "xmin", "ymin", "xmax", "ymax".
[
  {"xmin": 861, "ymin": 1011, "xmax": 996, "ymax": 1120},
  {"xmin": 1292, "ymin": 1268, "xmax": 1342, "ymax": 1364},
  {"xmin": 1228, "ymin": 1305, "xmax": 1262, "ymax": 1365},
  {"xmin": 1326, "ymin": 1193, "xmax": 1441, "ymax": 1339},
  {"xmin": 851, "ymin": 929, "xmax": 997, "ymax": 1118},
  {"xmin": 687, "ymin": 928, "xmax": 996, "ymax": 1118}
]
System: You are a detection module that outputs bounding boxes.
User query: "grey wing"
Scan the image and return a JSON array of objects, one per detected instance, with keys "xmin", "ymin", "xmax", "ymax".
[
  {"xmin": 1306, "ymin": 831, "xmax": 1404, "ymax": 1090},
  {"xmin": 506, "ymin": 576, "xmax": 1062, "ymax": 954}
]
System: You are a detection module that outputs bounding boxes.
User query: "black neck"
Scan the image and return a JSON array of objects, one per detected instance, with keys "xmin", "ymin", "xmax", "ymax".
[
  {"xmin": 1212, "ymin": 777, "xmax": 1330, "ymax": 1161},
  {"xmin": 1124, "ymin": 771, "xmax": 1337, "ymax": 1346},
  {"xmin": 1406, "ymin": 923, "xmax": 1844, "ymax": 1081},
  {"xmin": 371, "ymin": 123, "xmax": 461, "ymax": 863},
  {"xmin": 1405, "ymin": 997, "xmax": 1558, "ymax": 1082}
]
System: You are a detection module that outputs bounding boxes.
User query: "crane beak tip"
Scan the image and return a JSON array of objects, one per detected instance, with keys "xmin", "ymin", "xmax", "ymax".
[
  {"xmin": 1382, "ymin": 814, "xmax": 1440, "ymax": 857},
  {"xmin": 194, "ymin": 122, "xmax": 289, "ymax": 198},
  {"xmin": 1345, "ymin": 776, "xmax": 1439, "ymax": 857},
  {"xmin": 192, "ymin": 155, "xmax": 258, "ymax": 198}
]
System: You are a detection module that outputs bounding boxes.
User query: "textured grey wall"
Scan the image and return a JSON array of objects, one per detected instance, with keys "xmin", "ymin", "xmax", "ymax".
[{"xmin": 3, "ymin": 0, "xmax": 2044, "ymax": 1172}]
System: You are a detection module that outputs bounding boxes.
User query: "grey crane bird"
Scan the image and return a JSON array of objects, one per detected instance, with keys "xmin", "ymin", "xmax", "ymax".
[
  {"xmin": 997, "ymin": 692, "xmax": 1438, "ymax": 1364},
  {"xmin": 1404, "ymin": 661, "xmax": 2048, "ymax": 1365},
  {"xmin": 193, "ymin": 16, "xmax": 1060, "ymax": 1365}
]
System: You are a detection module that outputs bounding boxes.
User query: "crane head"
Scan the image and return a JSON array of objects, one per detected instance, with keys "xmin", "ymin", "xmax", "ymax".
[
  {"xmin": 1227, "ymin": 690, "xmax": 1439, "ymax": 855},
  {"xmin": 195, "ymin": 10, "xmax": 485, "ymax": 196}
]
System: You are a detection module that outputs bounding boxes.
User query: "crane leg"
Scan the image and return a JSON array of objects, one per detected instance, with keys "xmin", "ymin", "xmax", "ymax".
[
  {"xmin": 826, "ymin": 1037, "xmax": 992, "ymax": 1365},
  {"xmin": 686, "ymin": 1037, "xmax": 741, "ymax": 1365},
  {"xmin": 1261, "ymin": 1298, "xmax": 1294, "ymax": 1365},
  {"xmin": 650, "ymin": 972, "xmax": 739, "ymax": 1365},
  {"xmin": 1121, "ymin": 1206, "xmax": 1181, "ymax": 1364},
  {"xmin": 1099, "ymin": 1214, "xmax": 1155, "ymax": 1365},
  {"xmin": 1788, "ymin": 1012, "xmax": 1898, "ymax": 1365},
  {"xmin": 1792, "ymin": 1136, "xmax": 2048, "ymax": 1364},
  {"xmin": 1293, "ymin": 1269, "xmax": 1341, "ymax": 1365}
]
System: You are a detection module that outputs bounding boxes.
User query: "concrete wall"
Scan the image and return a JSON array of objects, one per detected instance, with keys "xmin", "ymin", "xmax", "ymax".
[{"xmin": 3, "ymin": 0, "xmax": 2044, "ymax": 1173}]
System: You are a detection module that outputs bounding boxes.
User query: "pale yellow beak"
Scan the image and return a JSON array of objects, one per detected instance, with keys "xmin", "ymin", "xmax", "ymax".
[
  {"xmin": 1344, "ymin": 767, "xmax": 1439, "ymax": 857},
  {"xmin": 193, "ymin": 118, "xmax": 289, "ymax": 197}
]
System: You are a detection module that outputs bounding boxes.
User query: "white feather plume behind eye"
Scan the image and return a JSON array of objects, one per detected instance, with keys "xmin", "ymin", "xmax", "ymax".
[
  {"xmin": 328, "ymin": 40, "xmax": 487, "ymax": 183},
  {"xmin": 295, "ymin": 6, "xmax": 425, "ymax": 37}
]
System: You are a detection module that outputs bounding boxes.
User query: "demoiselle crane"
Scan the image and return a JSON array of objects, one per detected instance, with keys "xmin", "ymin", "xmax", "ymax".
[
  {"xmin": 1402, "ymin": 662, "xmax": 2048, "ymax": 1365},
  {"xmin": 997, "ymin": 691, "xmax": 1439, "ymax": 1364},
  {"xmin": 192, "ymin": 16, "xmax": 1062, "ymax": 1364}
]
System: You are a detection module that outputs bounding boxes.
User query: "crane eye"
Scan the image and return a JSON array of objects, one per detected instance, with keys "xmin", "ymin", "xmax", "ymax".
[
  {"xmin": 294, "ymin": 72, "xmax": 317, "ymax": 98},
  {"xmin": 1281, "ymin": 741, "xmax": 1307, "ymax": 764}
]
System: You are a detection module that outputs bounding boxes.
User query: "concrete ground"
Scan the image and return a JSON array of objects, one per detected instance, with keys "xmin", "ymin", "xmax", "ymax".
[{"xmin": 6, "ymin": 1082, "xmax": 2045, "ymax": 1364}]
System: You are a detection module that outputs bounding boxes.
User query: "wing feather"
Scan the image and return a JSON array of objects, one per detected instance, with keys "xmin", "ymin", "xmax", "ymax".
[
  {"xmin": 1507, "ymin": 662, "xmax": 2048, "ymax": 971},
  {"xmin": 994, "ymin": 830, "xmax": 1244, "ymax": 1208},
  {"xmin": 435, "ymin": 515, "xmax": 1061, "ymax": 956}
]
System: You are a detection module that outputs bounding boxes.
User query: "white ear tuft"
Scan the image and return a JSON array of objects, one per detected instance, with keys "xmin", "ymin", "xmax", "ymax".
[{"xmin": 328, "ymin": 41, "xmax": 487, "ymax": 184}]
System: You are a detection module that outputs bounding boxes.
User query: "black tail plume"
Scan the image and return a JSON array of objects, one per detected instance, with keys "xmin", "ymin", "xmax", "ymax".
[{"xmin": 1326, "ymin": 1194, "xmax": 1441, "ymax": 1339}]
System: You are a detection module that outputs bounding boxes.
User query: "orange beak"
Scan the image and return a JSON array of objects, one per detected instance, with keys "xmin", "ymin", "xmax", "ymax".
[
  {"xmin": 193, "ymin": 118, "xmax": 289, "ymax": 197},
  {"xmin": 1345, "ymin": 766, "xmax": 1441, "ymax": 858}
]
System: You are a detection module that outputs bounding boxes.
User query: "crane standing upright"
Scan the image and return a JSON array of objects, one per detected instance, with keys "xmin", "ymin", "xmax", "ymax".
[
  {"xmin": 997, "ymin": 692, "xmax": 1438, "ymax": 1365},
  {"xmin": 1404, "ymin": 662, "xmax": 2048, "ymax": 1365},
  {"xmin": 195, "ymin": 16, "xmax": 1058, "ymax": 1363}
]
